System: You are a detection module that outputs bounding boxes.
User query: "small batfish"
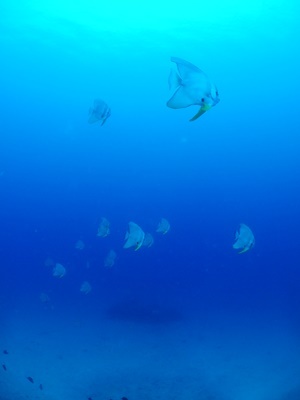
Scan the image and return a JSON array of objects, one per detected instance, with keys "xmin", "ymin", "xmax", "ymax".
[
  {"xmin": 2, "ymin": 364, "xmax": 7, "ymax": 371},
  {"xmin": 88, "ymin": 99, "xmax": 111, "ymax": 126},
  {"xmin": 124, "ymin": 222, "xmax": 145, "ymax": 251},
  {"xmin": 80, "ymin": 281, "xmax": 92, "ymax": 295},
  {"xmin": 39, "ymin": 383, "xmax": 43, "ymax": 390},
  {"xmin": 40, "ymin": 292, "xmax": 50, "ymax": 303},
  {"xmin": 156, "ymin": 218, "xmax": 170, "ymax": 234},
  {"xmin": 27, "ymin": 376, "xmax": 34, "ymax": 383},
  {"xmin": 233, "ymin": 223, "xmax": 255, "ymax": 254},
  {"xmin": 75, "ymin": 239, "xmax": 85, "ymax": 250},
  {"xmin": 104, "ymin": 249, "xmax": 117, "ymax": 267},
  {"xmin": 52, "ymin": 263, "xmax": 66, "ymax": 278},
  {"xmin": 142, "ymin": 233, "xmax": 154, "ymax": 248},
  {"xmin": 3, "ymin": 350, "xmax": 8, "ymax": 354},
  {"xmin": 97, "ymin": 217, "xmax": 110, "ymax": 237}
]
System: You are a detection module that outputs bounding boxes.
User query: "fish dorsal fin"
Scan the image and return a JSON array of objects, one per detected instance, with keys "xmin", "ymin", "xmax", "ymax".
[
  {"xmin": 171, "ymin": 57, "xmax": 203, "ymax": 77},
  {"xmin": 171, "ymin": 57, "xmax": 208, "ymax": 87}
]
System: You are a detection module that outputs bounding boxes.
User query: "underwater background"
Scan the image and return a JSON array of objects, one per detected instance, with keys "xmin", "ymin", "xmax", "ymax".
[{"xmin": 0, "ymin": 1, "xmax": 300, "ymax": 399}]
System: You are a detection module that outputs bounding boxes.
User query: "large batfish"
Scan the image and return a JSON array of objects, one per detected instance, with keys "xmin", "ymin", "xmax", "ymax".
[{"xmin": 167, "ymin": 57, "xmax": 220, "ymax": 121}]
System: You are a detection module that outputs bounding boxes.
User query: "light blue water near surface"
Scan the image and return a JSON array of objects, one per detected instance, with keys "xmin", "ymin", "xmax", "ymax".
[{"xmin": 0, "ymin": 1, "xmax": 300, "ymax": 399}]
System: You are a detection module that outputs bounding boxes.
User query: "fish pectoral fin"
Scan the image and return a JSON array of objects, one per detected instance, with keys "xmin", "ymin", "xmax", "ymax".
[{"xmin": 189, "ymin": 104, "xmax": 211, "ymax": 122}]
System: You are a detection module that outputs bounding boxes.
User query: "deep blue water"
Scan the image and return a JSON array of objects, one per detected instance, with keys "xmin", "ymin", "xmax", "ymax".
[{"xmin": 0, "ymin": 1, "xmax": 300, "ymax": 399}]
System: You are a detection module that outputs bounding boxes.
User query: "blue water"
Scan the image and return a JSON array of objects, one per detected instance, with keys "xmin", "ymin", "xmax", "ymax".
[{"xmin": 1, "ymin": 1, "xmax": 300, "ymax": 399}]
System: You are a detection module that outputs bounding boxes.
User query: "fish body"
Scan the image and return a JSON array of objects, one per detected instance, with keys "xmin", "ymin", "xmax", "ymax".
[
  {"xmin": 75, "ymin": 239, "xmax": 85, "ymax": 250},
  {"xmin": 167, "ymin": 57, "xmax": 219, "ymax": 121},
  {"xmin": 233, "ymin": 223, "xmax": 255, "ymax": 253},
  {"xmin": 97, "ymin": 217, "xmax": 110, "ymax": 237},
  {"xmin": 124, "ymin": 222, "xmax": 145, "ymax": 251},
  {"xmin": 142, "ymin": 233, "xmax": 154, "ymax": 248},
  {"xmin": 52, "ymin": 263, "xmax": 66, "ymax": 278},
  {"xmin": 80, "ymin": 281, "xmax": 92, "ymax": 294},
  {"xmin": 27, "ymin": 376, "xmax": 34, "ymax": 383},
  {"xmin": 156, "ymin": 218, "xmax": 170, "ymax": 234},
  {"xmin": 88, "ymin": 99, "xmax": 111, "ymax": 126},
  {"xmin": 104, "ymin": 249, "xmax": 117, "ymax": 267}
]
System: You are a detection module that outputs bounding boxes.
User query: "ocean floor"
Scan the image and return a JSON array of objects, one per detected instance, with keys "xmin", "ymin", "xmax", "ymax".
[{"xmin": 1, "ymin": 307, "xmax": 299, "ymax": 400}]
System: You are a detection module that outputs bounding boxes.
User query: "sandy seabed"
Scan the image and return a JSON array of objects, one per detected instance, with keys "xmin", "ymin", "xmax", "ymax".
[{"xmin": 1, "ymin": 309, "xmax": 299, "ymax": 400}]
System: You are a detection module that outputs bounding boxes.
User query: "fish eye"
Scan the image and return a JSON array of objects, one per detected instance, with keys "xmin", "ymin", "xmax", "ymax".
[{"xmin": 201, "ymin": 98, "xmax": 205, "ymax": 103}]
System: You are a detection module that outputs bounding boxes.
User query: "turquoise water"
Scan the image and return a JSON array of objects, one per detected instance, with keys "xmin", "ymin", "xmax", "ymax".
[{"xmin": 0, "ymin": 1, "xmax": 300, "ymax": 399}]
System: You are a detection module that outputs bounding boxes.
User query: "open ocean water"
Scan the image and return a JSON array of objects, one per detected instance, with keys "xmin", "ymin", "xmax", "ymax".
[{"xmin": 0, "ymin": 1, "xmax": 300, "ymax": 399}]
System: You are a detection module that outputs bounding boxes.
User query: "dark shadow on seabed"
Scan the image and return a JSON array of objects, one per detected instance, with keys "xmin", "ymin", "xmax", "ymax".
[
  {"xmin": 106, "ymin": 300, "xmax": 183, "ymax": 324},
  {"xmin": 275, "ymin": 386, "xmax": 300, "ymax": 400}
]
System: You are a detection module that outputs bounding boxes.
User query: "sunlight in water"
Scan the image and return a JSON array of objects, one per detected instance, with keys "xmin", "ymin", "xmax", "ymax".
[{"xmin": 3, "ymin": 0, "xmax": 298, "ymax": 40}]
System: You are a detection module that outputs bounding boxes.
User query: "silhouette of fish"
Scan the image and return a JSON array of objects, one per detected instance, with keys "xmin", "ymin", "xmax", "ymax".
[
  {"xmin": 3, "ymin": 350, "xmax": 8, "ymax": 354},
  {"xmin": 88, "ymin": 99, "xmax": 111, "ymax": 126},
  {"xmin": 2, "ymin": 364, "xmax": 7, "ymax": 371},
  {"xmin": 27, "ymin": 376, "xmax": 34, "ymax": 383},
  {"xmin": 167, "ymin": 57, "xmax": 220, "ymax": 121},
  {"xmin": 39, "ymin": 383, "xmax": 43, "ymax": 390}
]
